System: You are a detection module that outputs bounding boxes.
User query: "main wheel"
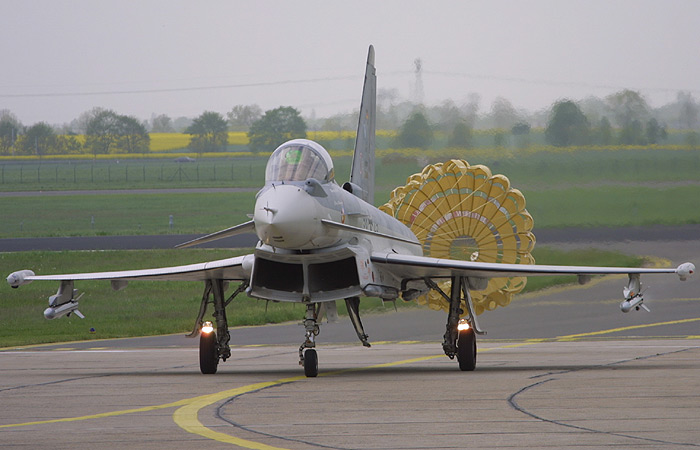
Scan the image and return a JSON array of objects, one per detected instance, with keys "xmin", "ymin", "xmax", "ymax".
[
  {"xmin": 303, "ymin": 349, "xmax": 318, "ymax": 377},
  {"xmin": 456, "ymin": 328, "xmax": 477, "ymax": 371},
  {"xmin": 199, "ymin": 331, "xmax": 219, "ymax": 374}
]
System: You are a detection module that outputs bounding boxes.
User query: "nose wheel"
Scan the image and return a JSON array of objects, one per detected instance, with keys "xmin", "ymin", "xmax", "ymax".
[
  {"xmin": 302, "ymin": 349, "xmax": 318, "ymax": 377},
  {"xmin": 299, "ymin": 303, "xmax": 320, "ymax": 377}
]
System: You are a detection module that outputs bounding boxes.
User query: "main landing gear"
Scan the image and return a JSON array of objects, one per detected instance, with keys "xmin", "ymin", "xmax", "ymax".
[
  {"xmin": 188, "ymin": 279, "xmax": 248, "ymax": 374},
  {"xmin": 190, "ymin": 277, "xmax": 480, "ymax": 375},
  {"xmin": 426, "ymin": 276, "xmax": 484, "ymax": 371}
]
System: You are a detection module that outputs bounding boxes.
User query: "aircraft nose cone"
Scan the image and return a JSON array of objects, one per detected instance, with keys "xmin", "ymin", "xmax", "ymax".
[{"xmin": 253, "ymin": 184, "xmax": 320, "ymax": 248}]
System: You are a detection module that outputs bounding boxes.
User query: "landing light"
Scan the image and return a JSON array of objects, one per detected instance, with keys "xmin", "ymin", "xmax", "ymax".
[
  {"xmin": 457, "ymin": 319, "xmax": 471, "ymax": 331},
  {"xmin": 201, "ymin": 321, "xmax": 214, "ymax": 334}
]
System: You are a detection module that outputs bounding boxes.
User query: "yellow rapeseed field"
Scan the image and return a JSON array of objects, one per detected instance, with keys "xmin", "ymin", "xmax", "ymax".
[
  {"xmin": 149, "ymin": 132, "xmax": 249, "ymax": 151},
  {"xmin": 227, "ymin": 132, "xmax": 248, "ymax": 145},
  {"xmin": 149, "ymin": 133, "xmax": 191, "ymax": 151},
  {"xmin": 150, "ymin": 130, "xmax": 395, "ymax": 152}
]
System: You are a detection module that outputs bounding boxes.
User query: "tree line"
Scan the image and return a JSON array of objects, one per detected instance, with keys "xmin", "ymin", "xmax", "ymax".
[
  {"xmin": 0, "ymin": 108, "xmax": 150, "ymax": 156},
  {"xmin": 0, "ymin": 105, "xmax": 307, "ymax": 156},
  {"xmin": 183, "ymin": 106, "xmax": 306, "ymax": 154},
  {"xmin": 2, "ymin": 88, "xmax": 699, "ymax": 156},
  {"xmin": 359, "ymin": 89, "xmax": 700, "ymax": 149}
]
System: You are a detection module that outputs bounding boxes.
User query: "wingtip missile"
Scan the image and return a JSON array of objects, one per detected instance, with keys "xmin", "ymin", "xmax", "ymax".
[
  {"xmin": 676, "ymin": 262, "xmax": 695, "ymax": 281},
  {"xmin": 7, "ymin": 270, "xmax": 35, "ymax": 288}
]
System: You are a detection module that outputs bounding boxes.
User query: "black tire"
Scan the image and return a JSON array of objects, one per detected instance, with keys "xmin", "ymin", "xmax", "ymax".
[
  {"xmin": 303, "ymin": 349, "xmax": 319, "ymax": 377},
  {"xmin": 199, "ymin": 331, "xmax": 218, "ymax": 374},
  {"xmin": 457, "ymin": 328, "xmax": 477, "ymax": 371}
]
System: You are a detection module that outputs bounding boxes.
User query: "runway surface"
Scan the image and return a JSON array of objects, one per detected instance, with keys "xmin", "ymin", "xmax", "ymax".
[{"xmin": 1, "ymin": 238, "xmax": 699, "ymax": 449}]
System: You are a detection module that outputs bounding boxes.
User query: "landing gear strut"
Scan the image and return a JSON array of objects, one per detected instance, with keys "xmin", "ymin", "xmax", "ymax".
[
  {"xmin": 188, "ymin": 279, "xmax": 247, "ymax": 374},
  {"xmin": 425, "ymin": 276, "xmax": 484, "ymax": 371},
  {"xmin": 299, "ymin": 303, "xmax": 320, "ymax": 377},
  {"xmin": 345, "ymin": 297, "xmax": 371, "ymax": 347}
]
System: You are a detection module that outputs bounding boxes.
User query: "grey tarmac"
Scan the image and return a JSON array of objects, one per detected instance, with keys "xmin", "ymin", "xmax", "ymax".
[{"xmin": 1, "ymin": 339, "xmax": 698, "ymax": 449}]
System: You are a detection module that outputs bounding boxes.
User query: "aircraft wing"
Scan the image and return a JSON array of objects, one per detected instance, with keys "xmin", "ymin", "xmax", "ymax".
[
  {"xmin": 371, "ymin": 252, "xmax": 695, "ymax": 281},
  {"xmin": 7, "ymin": 254, "xmax": 251, "ymax": 287}
]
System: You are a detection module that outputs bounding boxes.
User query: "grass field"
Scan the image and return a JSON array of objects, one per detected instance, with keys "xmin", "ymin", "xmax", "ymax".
[
  {"xmin": 1, "ymin": 184, "xmax": 698, "ymax": 239},
  {"xmin": 1, "ymin": 147, "xmax": 700, "ymax": 238},
  {"xmin": 0, "ymin": 192, "xmax": 255, "ymax": 238},
  {"xmin": 0, "ymin": 247, "xmax": 645, "ymax": 347}
]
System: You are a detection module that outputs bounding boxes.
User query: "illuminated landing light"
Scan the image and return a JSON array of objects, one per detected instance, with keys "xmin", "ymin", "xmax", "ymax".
[
  {"xmin": 457, "ymin": 319, "xmax": 471, "ymax": 331},
  {"xmin": 201, "ymin": 321, "xmax": 214, "ymax": 334}
]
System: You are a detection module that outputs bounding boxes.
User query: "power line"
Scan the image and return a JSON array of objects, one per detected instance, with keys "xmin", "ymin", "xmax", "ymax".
[
  {"xmin": 0, "ymin": 75, "xmax": 358, "ymax": 99},
  {"xmin": 424, "ymin": 70, "xmax": 700, "ymax": 95}
]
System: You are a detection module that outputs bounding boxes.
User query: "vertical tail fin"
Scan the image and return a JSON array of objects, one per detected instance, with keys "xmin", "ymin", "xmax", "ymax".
[{"xmin": 349, "ymin": 45, "xmax": 376, "ymax": 204}]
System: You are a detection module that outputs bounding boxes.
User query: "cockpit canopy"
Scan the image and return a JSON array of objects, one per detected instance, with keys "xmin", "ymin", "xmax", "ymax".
[{"xmin": 265, "ymin": 139, "xmax": 334, "ymax": 183}]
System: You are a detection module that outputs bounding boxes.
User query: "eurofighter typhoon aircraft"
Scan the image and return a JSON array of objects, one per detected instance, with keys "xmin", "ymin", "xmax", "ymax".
[{"xmin": 7, "ymin": 46, "xmax": 695, "ymax": 377}]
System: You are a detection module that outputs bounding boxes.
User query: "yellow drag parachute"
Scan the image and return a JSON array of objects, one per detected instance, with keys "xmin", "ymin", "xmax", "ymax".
[{"xmin": 380, "ymin": 160, "xmax": 536, "ymax": 315}]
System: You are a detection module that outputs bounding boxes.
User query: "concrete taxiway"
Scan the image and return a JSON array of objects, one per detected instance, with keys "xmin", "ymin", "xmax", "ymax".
[{"xmin": 1, "ymin": 338, "xmax": 698, "ymax": 449}]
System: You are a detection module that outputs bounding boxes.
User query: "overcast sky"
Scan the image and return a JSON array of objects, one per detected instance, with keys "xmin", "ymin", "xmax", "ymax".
[{"xmin": 1, "ymin": 0, "xmax": 698, "ymax": 126}]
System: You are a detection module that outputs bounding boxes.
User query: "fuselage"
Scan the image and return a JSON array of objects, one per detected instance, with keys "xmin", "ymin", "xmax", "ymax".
[
  {"xmin": 245, "ymin": 139, "xmax": 421, "ymax": 303},
  {"xmin": 253, "ymin": 139, "xmax": 419, "ymax": 253}
]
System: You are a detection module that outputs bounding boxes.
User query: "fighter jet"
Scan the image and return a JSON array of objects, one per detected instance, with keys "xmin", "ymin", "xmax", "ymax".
[{"xmin": 7, "ymin": 46, "xmax": 695, "ymax": 377}]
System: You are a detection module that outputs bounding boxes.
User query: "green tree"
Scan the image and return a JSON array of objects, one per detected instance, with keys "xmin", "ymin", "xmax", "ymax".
[
  {"xmin": 489, "ymin": 97, "xmax": 519, "ymax": 129},
  {"xmin": 151, "ymin": 114, "xmax": 174, "ymax": 132},
  {"xmin": 511, "ymin": 122, "xmax": 531, "ymax": 149},
  {"xmin": 185, "ymin": 111, "xmax": 229, "ymax": 154},
  {"xmin": 606, "ymin": 89, "xmax": 650, "ymax": 128},
  {"xmin": 685, "ymin": 131, "xmax": 700, "ymax": 147},
  {"xmin": 511, "ymin": 122, "xmax": 531, "ymax": 135},
  {"xmin": 85, "ymin": 109, "xmax": 120, "ymax": 156},
  {"xmin": 617, "ymin": 119, "xmax": 645, "ymax": 145},
  {"xmin": 676, "ymin": 91, "xmax": 699, "ymax": 129},
  {"xmin": 56, "ymin": 135, "xmax": 83, "ymax": 154},
  {"xmin": 606, "ymin": 89, "xmax": 651, "ymax": 145},
  {"xmin": 645, "ymin": 118, "xmax": 665, "ymax": 144},
  {"xmin": 248, "ymin": 106, "xmax": 306, "ymax": 153},
  {"xmin": 448, "ymin": 121, "xmax": 473, "ymax": 148},
  {"xmin": 595, "ymin": 117, "xmax": 614, "ymax": 145},
  {"xmin": 15, "ymin": 122, "xmax": 57, "ymax": 156},
  {"xmin": 84, "ymin": 109, "xmax": 149, "ymax": 155},
  {"xmin": 433, "ymin": 100, "xmax": 462, "ymax": 133},
  {"xmin": 0, "ymin": 113, "xmax": 22, "ymax": 156},
  {"xmin": 115, "ymin": 115, "xmax": 149, "ymax": 153},
  {"xmin": 227, "ymin": 104, "xmax": 262, "ymax": 131},
  {"xmin": 397, "ymin": 111, "xmax": 433, "ymax": 149},
  {"xmin": 545, "ymin": 100, "xmax": 591, "ymax": 147}
]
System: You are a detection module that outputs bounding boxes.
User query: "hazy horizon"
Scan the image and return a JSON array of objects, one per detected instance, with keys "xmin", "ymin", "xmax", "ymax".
[{"xmin": 1, "ymin": 0, "xmax": 698, "ymax": 126}]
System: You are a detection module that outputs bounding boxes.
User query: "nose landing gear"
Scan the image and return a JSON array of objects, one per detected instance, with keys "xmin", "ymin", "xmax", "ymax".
[{"xmin": 299, "ymin": 303, "xmax": 320, "ymax": 377}]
